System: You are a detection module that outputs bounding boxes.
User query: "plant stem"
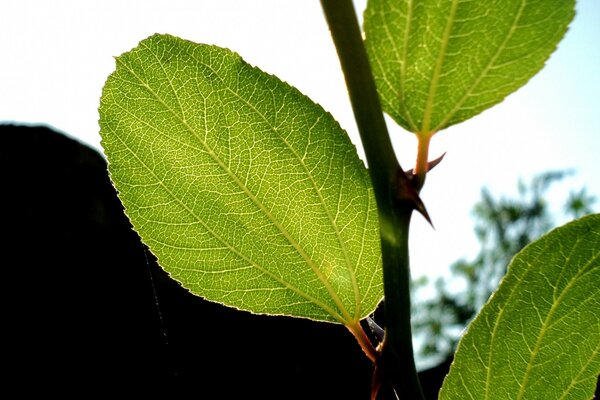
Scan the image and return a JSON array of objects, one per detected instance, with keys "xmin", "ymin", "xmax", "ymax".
[{"xmin": 320, "ymin": 1, "xmax": 424, "ymax": 399}]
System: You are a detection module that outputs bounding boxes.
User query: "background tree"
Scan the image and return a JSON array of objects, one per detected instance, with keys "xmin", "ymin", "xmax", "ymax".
[{"xmin": 412, "ymin": 171, "xmax": 597, "ymax": 364}]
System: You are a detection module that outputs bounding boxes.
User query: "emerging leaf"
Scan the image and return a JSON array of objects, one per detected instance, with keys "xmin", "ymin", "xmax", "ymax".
[
  {"xmin": 364, "ymin": 0, "xmax": 575, "ymax": 136},
  {"xmin": 99, "ymin": 34, "xmax": 382, "ymax": 325},
  {"xmin": 440, "ymin": 214, "xmax": 600, "ymax": 400}
]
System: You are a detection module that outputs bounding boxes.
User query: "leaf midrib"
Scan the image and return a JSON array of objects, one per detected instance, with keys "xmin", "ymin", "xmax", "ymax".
[
  {"xmin": 106, "ymin": 105, "xmax": 345, "ymax": 323},
  {"xmin": 202, "ymin": 64, "xmax": 363, "ymax": 321},
  {"xmin": 482, "ymin": 237, "xmax": 600, "ymax": 400},
  {"xmin": 432, "ymin": 0, "xmax": 527, "ymax": 132},
  {"xmin": 114, "ymin": 40, "xmax": 360, "ymax": 323},
  {"xmin": 377, "ymin": 0, "xmax": 417, "ymax": 131},
  {"xmin": 420, "ymin": 0, "xmax": 459, "ymax": 134},
  {"xmin": 515, "ymin": 244, "xmax": 600, "ymax": 399},
  {"xmin": 182, "ymin": 47, "xmax": 360, "ymax": 322}
]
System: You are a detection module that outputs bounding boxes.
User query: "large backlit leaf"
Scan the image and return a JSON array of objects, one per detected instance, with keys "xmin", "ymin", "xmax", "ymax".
[
  {"xmin": 364, "ymin": 0, "xmax": 575, "ymax": 135},
  {"xmin": 99, "ymin": 34, "xmax": 382, "ymax": 324},
  {"xmin": 440, "ymin": 214, "xmax": 600, "ymax": 399}
]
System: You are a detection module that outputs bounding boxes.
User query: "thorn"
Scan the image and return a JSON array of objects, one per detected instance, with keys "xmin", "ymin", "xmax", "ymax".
[
  {"xmin": 405, "ymin": 152, "xmax": 446, "ymax": 176},
  {"xmin": 395, "ymin": 169, "xmax": 434, "ymax": 228},
  {"xmin": 367, "ymin": 317, "xmax": 384, "ymax": 343},
  {"xmin": 425, "ymin": 151, "xmax": 446, "ymax": 172},
  {"xmin": 413, "ymin": 193, "xmax": 434, "ymax": 228}
]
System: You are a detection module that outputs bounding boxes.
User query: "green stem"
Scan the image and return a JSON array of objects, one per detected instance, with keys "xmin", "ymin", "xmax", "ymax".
[{"xmin": 320, "ymin": 1, "xmax": 424, "ymax": 399}]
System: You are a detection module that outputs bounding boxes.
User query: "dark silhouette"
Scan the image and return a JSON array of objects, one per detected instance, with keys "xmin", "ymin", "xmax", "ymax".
[
  {"xmin": 5, "ymin": 124, "xmax": 597, "ymax": 399},
  {"xmin": 3, "ymin": 124, "xmax": 454, "ymax": 399}
]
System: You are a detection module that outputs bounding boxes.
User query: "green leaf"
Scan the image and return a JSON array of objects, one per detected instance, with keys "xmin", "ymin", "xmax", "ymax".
[
  {"xmin": 364, "ymin": 0, "xmax": 575, "ymax": 135},
  {"xmin": 99, "ymin": 34, "xmax": 382, "ymax": 325},
  {"xmin": 440, "ymin": 214, "xmax": 600, "ymax": 400}
]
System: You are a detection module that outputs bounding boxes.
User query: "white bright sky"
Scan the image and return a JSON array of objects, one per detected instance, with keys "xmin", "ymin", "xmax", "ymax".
[{"xmin": 2, "ymin": 1, "xmax": 598, "ymax": 289}]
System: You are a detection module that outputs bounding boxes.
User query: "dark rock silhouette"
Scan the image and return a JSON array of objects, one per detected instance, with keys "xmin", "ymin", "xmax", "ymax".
[{"xmin": 0, "ymin": 123, "xmax": 461, "ymax": 399}]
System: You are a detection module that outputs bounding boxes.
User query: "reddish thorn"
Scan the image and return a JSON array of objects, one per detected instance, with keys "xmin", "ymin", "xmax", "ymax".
[{"xmin": 405, "ymin": 152, "xmax": 446, "ymax": 176}]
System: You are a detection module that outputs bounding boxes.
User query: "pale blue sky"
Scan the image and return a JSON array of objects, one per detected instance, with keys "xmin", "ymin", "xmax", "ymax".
[{"xmin": 1, "ymin": 0, "xmax": 598, "ymax": 321}]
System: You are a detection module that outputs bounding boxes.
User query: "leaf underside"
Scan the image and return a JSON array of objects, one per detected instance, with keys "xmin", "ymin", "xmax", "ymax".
[
  {"xmin": 364, "ymin": 0, "xmax": 575, "ymax": 136},
  {"xmin": 440, "ymin": 214, "xmax": 600, "ymax": 400},
  {"xmin": 99, "ymin": 34, "xmax": 382, "ymax": 324}
]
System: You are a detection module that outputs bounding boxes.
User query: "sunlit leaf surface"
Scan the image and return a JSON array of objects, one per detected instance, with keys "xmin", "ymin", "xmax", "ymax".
[
  {"xmin": 440, "ymin": 214, "xmax": 600, "ymax": 399},
  {"xmin": 99, "ymin": 34, "xmax": 382, "ymax": 324},
  {"xmin": 364, "ymin": 0, "xmax": 575, "ymax": 135}
]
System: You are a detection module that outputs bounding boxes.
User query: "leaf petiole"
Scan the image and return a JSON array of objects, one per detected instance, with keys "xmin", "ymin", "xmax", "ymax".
[
  {"xmin": 347, "ymin": 321, "xmax": 378, "ymax": 363},
  {"xmin": 413, "ymin": 133, "xmax": 434, "ymax": 192}
]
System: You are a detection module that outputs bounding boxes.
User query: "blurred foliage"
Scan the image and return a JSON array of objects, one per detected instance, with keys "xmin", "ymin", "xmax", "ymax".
[{"xmin": 412, "ymin": 170, "xmax": 596, "ymax": 362}]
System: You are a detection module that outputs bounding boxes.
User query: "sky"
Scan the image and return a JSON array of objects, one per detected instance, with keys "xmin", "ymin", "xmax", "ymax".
[{"xmin": 2, "ymin": 1, "xmax": 598, "ymax": 316}]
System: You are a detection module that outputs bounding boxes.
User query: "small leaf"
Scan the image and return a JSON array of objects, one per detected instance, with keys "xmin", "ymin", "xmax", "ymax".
[
  {"xmin": 99, "ymin": 34, "xmax": 382, "ymax": 325},
  {"xmin": 440, "ymin": 214, "xmax": 600, "ymax": 400},
  {"xmin": 364, "ymin": 0, "xmax": 575, "ymax": 135}
]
